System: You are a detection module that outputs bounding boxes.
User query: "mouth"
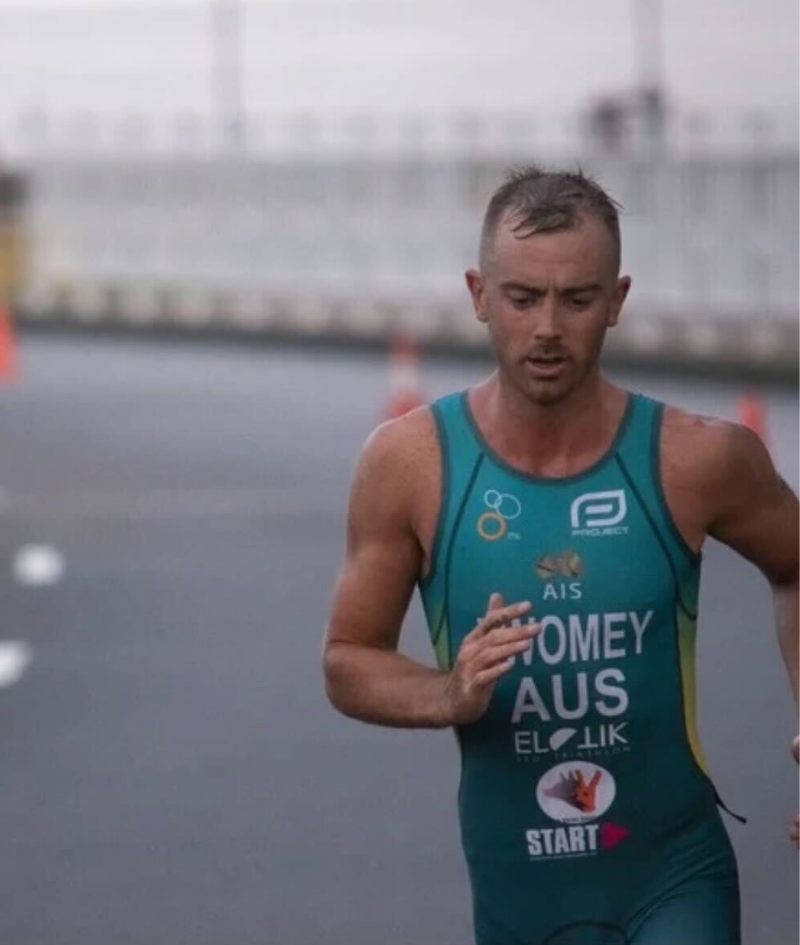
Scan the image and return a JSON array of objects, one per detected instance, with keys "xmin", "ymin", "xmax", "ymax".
[{"xmin": 525, "ymin": 354, "xmax": 569, "ymax": 378}]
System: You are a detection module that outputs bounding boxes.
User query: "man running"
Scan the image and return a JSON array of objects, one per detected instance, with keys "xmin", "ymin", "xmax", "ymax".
[{"xmin": 322, "ymin": 166, "xmax": 798, "ymax": 945}]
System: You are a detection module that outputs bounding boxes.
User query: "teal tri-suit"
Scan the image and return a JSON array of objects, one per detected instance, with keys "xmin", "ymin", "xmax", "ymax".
[{"xmin": 418, "ymin": 390, "xmax": 740, "ymax": 945}]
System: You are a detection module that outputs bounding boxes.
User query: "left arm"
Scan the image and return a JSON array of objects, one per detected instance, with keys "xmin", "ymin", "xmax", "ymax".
[
  {"xmin": 666, "ymin": 412, "xmax": 799, "ymax": 845},
  {"xmin": 704, "ymin": 423, "xmax": 798, "ymax": 705}
]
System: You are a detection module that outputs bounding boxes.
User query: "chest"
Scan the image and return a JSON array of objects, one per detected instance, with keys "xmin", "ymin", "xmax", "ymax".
[
  {"xmin": 414, "ymin": 427, "xmax": 704, "ymax": 586},
  {"xmin": 448, "ymin": 464, "xmax": 682, "ymax": 636}
]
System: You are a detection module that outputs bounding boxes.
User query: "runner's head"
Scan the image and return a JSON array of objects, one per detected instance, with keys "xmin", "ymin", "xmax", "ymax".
[{"xmin": 465, "ymin": 166, "xmax": 631, "ymax": 405}]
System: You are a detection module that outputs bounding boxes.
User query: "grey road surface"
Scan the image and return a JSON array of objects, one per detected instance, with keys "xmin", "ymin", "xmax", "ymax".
[{"xmin": 0, "ymin": 336, "xmax": 796, "ymax": 945}]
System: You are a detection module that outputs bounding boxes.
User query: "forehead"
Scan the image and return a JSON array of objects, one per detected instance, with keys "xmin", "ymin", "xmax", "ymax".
[{"xmin": 488, "ymin": 212, "xmax": 617, "ymax": 283}]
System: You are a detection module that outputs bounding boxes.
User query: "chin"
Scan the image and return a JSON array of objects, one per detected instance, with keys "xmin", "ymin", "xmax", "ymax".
[
  {"xmin": 522, "ymin": 371, "xmax": 581, "ymax": 406},
  {"xmin": 526, "ymin": 384, "xmax": 572, "ymax": 406}
]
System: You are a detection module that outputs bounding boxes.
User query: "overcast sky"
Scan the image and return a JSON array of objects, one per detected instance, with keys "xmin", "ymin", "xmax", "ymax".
[{"xmin": 0, "ymin": 0, "xmax": 796, "ymax": 126}]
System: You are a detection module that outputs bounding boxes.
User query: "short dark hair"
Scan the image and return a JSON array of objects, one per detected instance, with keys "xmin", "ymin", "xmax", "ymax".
[{"xmin": 479, "ymin": 165, "xmax": 622, "ymax": 270}]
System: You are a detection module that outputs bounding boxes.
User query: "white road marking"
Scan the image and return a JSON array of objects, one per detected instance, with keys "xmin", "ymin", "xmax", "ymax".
[
  {"xmin": 2, "ymin": 486, "xmax": 346, "ymax": 521},
  {"xmin": 0, "ymin": 642, "xmax": 32, "ymax": 688},
  {"xmin": 12, "ymin": 545, "xmax": 66, "ymax": 586}
]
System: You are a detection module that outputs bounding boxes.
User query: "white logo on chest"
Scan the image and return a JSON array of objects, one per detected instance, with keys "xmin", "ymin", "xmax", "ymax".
[{"xmin": 571, "ymin": 490, "xmax": 629, "ymax": 536}]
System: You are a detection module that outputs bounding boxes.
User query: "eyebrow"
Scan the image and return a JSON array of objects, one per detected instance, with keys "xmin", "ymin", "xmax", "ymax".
[{"xmin": 500, "ymin": 281, "xmax": 603, "ymax": 294}]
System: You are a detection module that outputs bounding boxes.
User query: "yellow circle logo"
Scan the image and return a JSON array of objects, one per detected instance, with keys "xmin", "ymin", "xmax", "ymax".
[
  {"xmin": 477, "ymin": 511, "xmax": 507, "ymax": 541},
  {"xmin": 476, "ymin": 490, "xmax": 522, "ymax": 541}
]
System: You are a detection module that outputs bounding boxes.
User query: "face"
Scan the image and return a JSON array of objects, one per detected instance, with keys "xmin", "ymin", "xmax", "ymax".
[{"xmin": 465, "ymin": 212, "xmax": 631, "ymax": 406}]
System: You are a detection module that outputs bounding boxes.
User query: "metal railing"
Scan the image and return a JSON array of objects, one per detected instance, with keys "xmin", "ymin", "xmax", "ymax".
[{"xmin": 1, "ymin": 107, "xmax": 797, "ymax": 161}]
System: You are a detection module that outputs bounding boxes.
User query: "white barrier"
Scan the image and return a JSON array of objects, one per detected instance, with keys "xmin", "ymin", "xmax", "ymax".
[
  {"xmin": 15, "ymin": 150, "xmax": 799, "ymax": 375},
  {"xmin": 18, "ymin": 280, "xmax": 798, "ymax": 377}
]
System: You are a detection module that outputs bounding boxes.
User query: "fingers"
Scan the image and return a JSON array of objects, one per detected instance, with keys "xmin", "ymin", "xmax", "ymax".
[
  {"xmin": 485, "ymin": 591, "xmax": 504, "ymax": 616},
  {"xmin": 473, "ymin": 637, "xmax": 534, "ymax": 671},
  {"xmin": 791, "ymin": 816, "xmax": 799, "ymax": 848},
  {"xmin": 449, "ymin": 593, "xmax": 539, "ymax": 714},
  {"xmin": 473, "ymin": 657, "xmax": 519, "ymax": 688},
  {"xmin": 792, "ymin": 735, "xmax": 799, "ymax": 764},
  {"xmin": 461, "ymin": 598, "xmax": 538, "ymax": 671},
  {"xmin": 466, "ymin": 598, "xmax": 533, "ymax": 640},
  {"xmin": 484, "ymin": 623, "xmax": 540, "ymax": 649},
  {"xmin": 463, "ymin": 618, "xmax": 538, "ymax": 657},
  {"xmin": 483, "ymin": 600, "xmax": 533, "ymax": 632}
]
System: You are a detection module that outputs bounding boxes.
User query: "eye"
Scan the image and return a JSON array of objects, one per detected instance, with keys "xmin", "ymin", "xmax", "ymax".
[
  {"xmin": 509, "ymin": 295, "xmax": 535, "ymax": 309},
  {"xmin": 569, "ymin": 296, "xmax": 592, "ymax": 309}
]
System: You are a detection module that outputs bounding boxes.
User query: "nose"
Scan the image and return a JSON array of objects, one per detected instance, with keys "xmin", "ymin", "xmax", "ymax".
[{"xmin": 533, "ymin": 296, "xmax": 562, "ymax": 341}]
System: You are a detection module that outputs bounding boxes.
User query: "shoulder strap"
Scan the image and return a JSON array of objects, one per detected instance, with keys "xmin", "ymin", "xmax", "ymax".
[
  {"xmin": 419, "ymin": 391, "xmax": 484, "ymax": 669},
  {"xmin": 616, "ymin": 394, "xmax": 701, "ymax": 572}
]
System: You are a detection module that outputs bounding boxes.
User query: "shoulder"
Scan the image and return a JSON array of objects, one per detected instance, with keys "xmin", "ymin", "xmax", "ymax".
[
  {"xmin": 348, "ymin": 404, "xmax": 441, "ymax": 531},
  {"xmin": 660, "ymin": 402, "xmax": 746, "ymax": 461},
  {"xmin": 659, "ymin": 401, "xmax": 796, "ymax": 547},
  {"xmin": 355, "ymin": 404, "xmax": 439, "ymax": 489},
  {"xmin": 660, "ymin": 402, "xmax": 774, "ymax": 496}
]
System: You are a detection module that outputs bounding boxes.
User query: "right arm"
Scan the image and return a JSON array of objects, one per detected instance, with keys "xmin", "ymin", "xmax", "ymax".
[{"xmin": 322, "ymin": 413, "xmax": 537, "ymax": 728}]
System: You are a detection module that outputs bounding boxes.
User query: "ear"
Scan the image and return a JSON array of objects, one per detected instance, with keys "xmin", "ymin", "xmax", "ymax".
[
  {"xmin": 465, "ymin": 268, "xmax": 488, "ymax": 323},
  {"xmin": 607, "ymin": 275, "xmax": 631, "ymax": 328}
]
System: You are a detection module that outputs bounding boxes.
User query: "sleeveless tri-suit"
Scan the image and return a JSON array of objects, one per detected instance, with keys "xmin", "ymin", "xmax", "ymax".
[{"xmin": 418, "ymin": 390, "xmax": 740, "ymax": 945}]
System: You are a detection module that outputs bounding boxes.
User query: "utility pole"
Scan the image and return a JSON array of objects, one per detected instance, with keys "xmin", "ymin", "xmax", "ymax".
[
  {"xmin": 212, "ymin": 0, "xmax": 245, "ymax": 151},
  {"xmin": 632, "ymin": 0, "xmax": 665, "ymax": 149},
  {"xmin": 633, "ymin": 0, "xmax": 663, "ymax": 94}
]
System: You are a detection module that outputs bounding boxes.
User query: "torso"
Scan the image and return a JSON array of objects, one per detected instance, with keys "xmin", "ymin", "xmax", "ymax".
[
  {"xmin": 410, "ymin": 385, "xmax": 730, "ymax": 944},
  {"xmin": 408, "ymin": 388, "xmax": 709, "ymax": 583}
]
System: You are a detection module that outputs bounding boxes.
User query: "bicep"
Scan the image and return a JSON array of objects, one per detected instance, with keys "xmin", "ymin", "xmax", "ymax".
[
  {"xmin": 325, "ymin": 429, "xmax": 423, "ymax": 652},
  {"xmin": 326, "ymin": 533, "xmax": 420, "ymax": 651},
  {"xmin": 709, "ymin": 428, "xmax": 799, "ymax": 584}
]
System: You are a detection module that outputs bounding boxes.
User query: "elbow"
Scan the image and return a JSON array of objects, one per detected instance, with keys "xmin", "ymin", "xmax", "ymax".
[
  {"xmin": 322, "ymin": 640, "xmax": 356, "ymax": 717},
  {"xmin": 769, "ymin": 566, "xmax": 799, "ymax": 591}
]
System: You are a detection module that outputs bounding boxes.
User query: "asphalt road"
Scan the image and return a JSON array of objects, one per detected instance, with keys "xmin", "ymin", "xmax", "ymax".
[{"xmin": 0, "ymin": 336, "xmax": 797, "ymax": 945}]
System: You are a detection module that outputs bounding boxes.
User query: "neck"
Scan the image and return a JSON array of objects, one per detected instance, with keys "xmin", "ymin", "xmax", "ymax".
[{"xmin": 471, "ymin": 369, "xmax": 627, "ymax": 477}]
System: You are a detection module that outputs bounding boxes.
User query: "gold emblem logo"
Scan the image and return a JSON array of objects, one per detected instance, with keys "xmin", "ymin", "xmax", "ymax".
[{"xmin": 535, "ymin": 549, "xmax": 583, "ymax": 579}]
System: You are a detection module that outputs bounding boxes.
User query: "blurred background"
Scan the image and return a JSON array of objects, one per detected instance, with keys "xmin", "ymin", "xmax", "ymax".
[{"xmin": 0, "ymin": 1, "xmax": 797, "ymax": 943}]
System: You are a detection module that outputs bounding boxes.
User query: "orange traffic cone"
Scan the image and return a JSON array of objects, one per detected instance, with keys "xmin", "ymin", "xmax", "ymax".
[
  {"xmin": 0, "ymin": 300, "xmax": 18, "ymax": 382},
  {"xmin": 384, "ymin": 332, "xmax": 425, "ymax": 421},
  {"xmin": 736, "ymin": 391, "xmax": 769, "ymax": 446}
]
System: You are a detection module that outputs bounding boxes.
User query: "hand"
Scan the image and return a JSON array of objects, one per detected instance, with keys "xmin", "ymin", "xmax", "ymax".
[
  {"xmin": 443, "ymin": 591, "xmax": 539, "ymax": 726},
  {"xmin": 791, "ymin": 735, "xmax": 798, "ymax": 849}
]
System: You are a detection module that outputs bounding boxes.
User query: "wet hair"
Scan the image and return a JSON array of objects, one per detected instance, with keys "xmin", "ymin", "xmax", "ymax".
[{"xmin": 479, "ymin": 165, "xmax": 622, "ymax": 271}]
